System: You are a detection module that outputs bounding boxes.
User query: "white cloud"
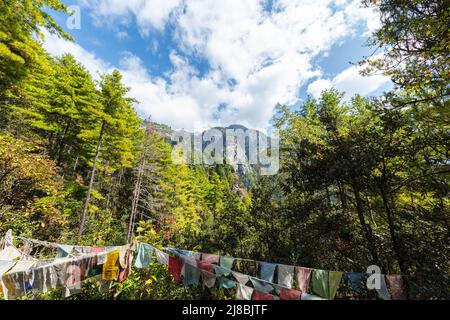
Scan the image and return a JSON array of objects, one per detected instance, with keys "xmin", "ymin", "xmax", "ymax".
[
  {"xmin": 332, "ymin": 64, "xmax": 390, "ymax": 98},
  {"xmin": 41, "ymin": 32, "xmax": 210, "ymax": 130},
  {"xmin": 307, "ymin": 61, "xmax": 391, "ymax": 99},
  {"xmin": 41, "ymin": 30, "xmax": 110, "ymax": 79},
  {"xmin": 43, "ymin": 0, "xmax": 383, "ymax": 130},
  {"xmin": 116, "ymin": 31, "xmax": 129, "ymax": 40},
  {"xmin": 79, "ymin": 0, "xmax": 183, "ymax": 35},
  {"xmin": 307, "ymin": 79, "xmax": 333, "ymax": 99}
]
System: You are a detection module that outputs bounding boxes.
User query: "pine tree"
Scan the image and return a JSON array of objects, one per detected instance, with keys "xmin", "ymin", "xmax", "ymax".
[
  {"xmin": 0, "ymin": 0, "xmax": 72, "ymax": 111},
  {"xmin": 78, "ymin": 70, "xmax": 142, "ymax": 239}
]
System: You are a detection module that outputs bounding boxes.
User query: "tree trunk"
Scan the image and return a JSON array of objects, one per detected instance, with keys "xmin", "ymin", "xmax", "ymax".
[
  {"xmin": 78, "ymin": 120, "xmax": 106, "ymax": 240},
  {"xmin": 48, "ymin": 132, "xmax": 54, "ymax": 152},
  {"xmin": 128, "ymin": 154, "xmax": 145, "ymax": 241},
  {"xmin": 56, "ymin": 118, "xmax": 72, "ymax": 167},
  {"xmin": 379, "ymin": 184, "xmax": 408, "ymax": 275},
  {"xmin": 351, "ymin": 183, "xmax": 382, "ymax": 269},
  {"xmin": 337, "ymin": 180, "xmax": 347, "ymax": 211},
  {"xmin": 379, "ymin": 184, "xmax": 410, "ymax": 298},
  {"xmin": 73, "ymin": 155, "xmax": 79, "ymax": 172}
]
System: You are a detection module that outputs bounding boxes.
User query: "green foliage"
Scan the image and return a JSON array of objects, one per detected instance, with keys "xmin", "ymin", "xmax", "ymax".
[
  {"xmin": 0, "ymin": 0, "xmax": 448, "ymax": 300},
  {"xmin": 0, "ymin": 134, "xmax": 65, "ymax": 239},
  {"xmin": 253, "ymin": 90, "xmax": 449, "ymax": 298},
  {"xmin": 362, "ymin": 0, "xmax": 449, "ymax": 104},
  {"xmin": 0, "ymin": 0, "xmax": 72, "ymax": 122}
]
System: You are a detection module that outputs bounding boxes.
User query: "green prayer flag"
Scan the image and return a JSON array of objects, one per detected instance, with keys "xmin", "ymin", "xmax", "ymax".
[
  {"xmin": 134, "ymin": 243, "xmax": 153, "ymax": 269},
  {"xmin": 328, "ymin": 271, "xmax": 343, "ymax": 299},
  {"xmin": 183, "ymin": 263, "xmax": 201, "ymax": 286},
  {"xmin": 311, "ymin": 269, "xmax": 329, "ymax": 299},
  {"xmin": 220, "ymin": 256, "xmax": 235, "ymax": 270},
  {"xmin": 218, "ymin": 277, "xmax": 236, "ymax": 289},
  {"xmin": 214, "ymin": 265, "xmax": 231, "ymax": 277}
]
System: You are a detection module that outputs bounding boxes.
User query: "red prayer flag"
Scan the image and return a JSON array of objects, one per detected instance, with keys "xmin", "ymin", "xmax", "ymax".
[
  {"xmin": 197, "ymin": 260, "xmax": 214, "ymax": 273},
  {"xmin": 280, "ymin": 288, "xmax": 302, "ymax": 300},
  {"xmin": 168, "ymin": 255, "xmax": 184, "ymax": 282},
  {"xmin": 252, "ymin": 290, "xmax": 275, "ymax": 300}
]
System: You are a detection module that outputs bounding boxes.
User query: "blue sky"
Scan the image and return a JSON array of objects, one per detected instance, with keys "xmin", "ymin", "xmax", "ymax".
[{"xmin": 43, "ymin": 0, "xmax": 392, "ymax": 131}]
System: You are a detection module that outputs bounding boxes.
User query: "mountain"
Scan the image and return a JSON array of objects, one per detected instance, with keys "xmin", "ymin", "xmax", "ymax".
[{"xmin": 144, "ymin": 121, "xmax": 272, "ymax": 187}]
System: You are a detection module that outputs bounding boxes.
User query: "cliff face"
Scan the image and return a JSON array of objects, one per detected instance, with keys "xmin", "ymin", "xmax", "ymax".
[
  {"xmin": 199, "ymin": 124, "xmax": 274, "ymax": 183},
  {"xmin": 145, "ymin": 121, "xmax": 271, "ymax": 188}
]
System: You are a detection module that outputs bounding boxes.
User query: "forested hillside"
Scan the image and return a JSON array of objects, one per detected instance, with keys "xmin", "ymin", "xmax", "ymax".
[{"xmin": 0, "ymin": 0, "xmax": 448, "ymax": 300}]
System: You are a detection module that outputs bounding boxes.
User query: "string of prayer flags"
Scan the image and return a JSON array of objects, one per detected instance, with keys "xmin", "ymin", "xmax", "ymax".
[
  {"xmin": 134, "ymin": 243, "xmax": 153, "ymax": 269},
  {"xmin": 277, "ymin": 264, "xmax": 294, "ymax": 288},
  {"xmin": 296, "ymin": 267, "xmax": 312, "ymax": 293},
  {"xmin": 102, "ymin": 250, "xmax": 120, "ymax": 281},
  {"xmin": 260, "ymin": 262, "xmax": 277, "ymax": 283},
  {"xmin": 2, "ymin": 234, "xmax": 415, "ymax": 301},
  {"xmin": 0, "ymin": 252, "xmax": 113, "ymax": 299},
  {"xmin": 158, "ymin": 246, "xmax": 341, "ymax": 300},
  {"xmin": 344, "ymin": 272, "xmax": 365, "ymax": 293},
  {"xmin": 158, "ymin": 245, "xmax": 413, "ymax": 301}
]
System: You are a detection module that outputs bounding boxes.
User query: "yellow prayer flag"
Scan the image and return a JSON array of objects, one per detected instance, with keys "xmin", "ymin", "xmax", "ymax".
[{"xmin": 102, "ymin": 250, "xmax": 120, "ymax": 281}]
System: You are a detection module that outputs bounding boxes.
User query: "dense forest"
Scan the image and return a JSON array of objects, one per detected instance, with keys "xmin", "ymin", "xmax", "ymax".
[{"xmin": 0, "ymin": 0, "xmax": 448, "ymax": 299}]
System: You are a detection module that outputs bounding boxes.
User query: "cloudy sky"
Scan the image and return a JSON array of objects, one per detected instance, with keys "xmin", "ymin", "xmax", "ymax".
[{"xmin": 44, "ymin": 0, "xmax": 392, "ymax": 131}]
